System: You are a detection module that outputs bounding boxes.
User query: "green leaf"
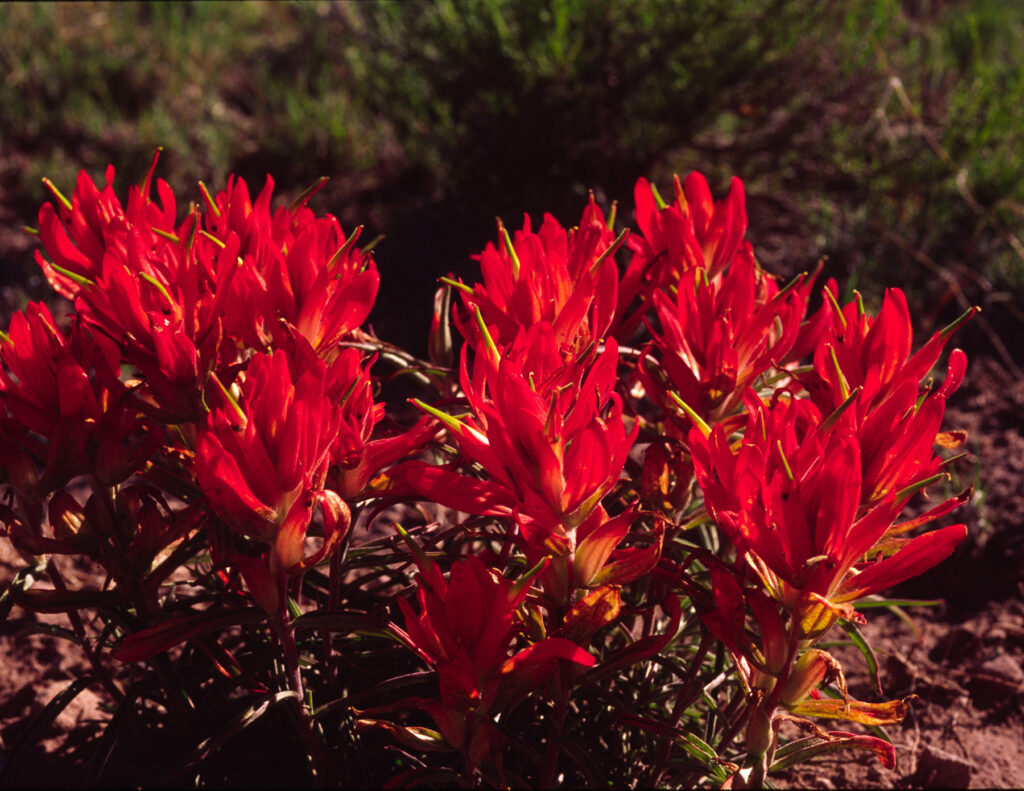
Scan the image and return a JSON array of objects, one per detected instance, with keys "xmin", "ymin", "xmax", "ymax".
[
  {"xmin": 81, "ymin": 680, "xmax": 147, "ymax": 785},
  {"xmin": 112, "ymin": 608, "xmax": 265, "ymax": 662},
  {"xmin": 839, "ymin": 618, "xmax": 882, "ymax": 695},
  {"xmin": 163, "ymin": 691, "xmax": 298, "ymax": 784},
  {"xmin": 0, "ymin": 565, "xmax": 43, "ymax": 625},
  {"xmin": 292, "ymin": 609, "xmax": 393, "ymax": 639},
  {"xmin": 853, "ymin": 596, "xmax": 944, "ymax": 609},
  {"xmin": 14, "ymin": 622, "xmax": 82, "ymax": 646},
  {"xmin": 314, "ymin": 671, "xmax": 433, "ymax": 718},
  {"xmin": 769, "ymin": 731, "xmax": 896, "ymax": 772}
]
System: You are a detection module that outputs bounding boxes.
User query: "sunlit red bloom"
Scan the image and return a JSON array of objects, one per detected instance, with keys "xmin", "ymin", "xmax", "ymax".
[
  {"xmin": 689, "ymin": 391, "xmax": 965, "ymax": 629},
  {"xmin": 33, "ymin": 160, "xmax": 378, "ymax": 423},
  {"xmin": 310, "ymin": 345, "xmax": 438, "ymax": 500},
  {"xmin": 195, "ymin": 350, "xmax": 349, "ymax": 580},
  {"xmin": 798, "ymin": 287, "xmax": 974, "ymax": 418},
  {"xmin": 33, "ymin": 154, "xmax": 219, "ymax": 421},
  {"xmin": 795, "ymin": 287, "xmax": 973, "ymax": 507},
  {"xmin": 454, "ymin": 195, "xmax": 622, "ymax": 356},
  {"xmin": 35, "ymin": 153, "xmax": 179, "ymax": 300},
  {"xmin": 614, "ymin": 172, "xmax": 749, "ymax": 337},
  {"xmin": 0, "ymin": 302, "xmax": 152, "ymax": 494},
  {"xmin": 640, "ymin": 253, "xmax": 812, "ymax": 433},
  {"xmin": 396, "ymin": 553, "xmax": 595, "ymax": 717},
  {"xmin": 409, "ymin": 324, "xmax": 637, "ymax": 543},
  {"xmin": 201, "ymin": 175, "xmax": 379, "ymax": 360}
]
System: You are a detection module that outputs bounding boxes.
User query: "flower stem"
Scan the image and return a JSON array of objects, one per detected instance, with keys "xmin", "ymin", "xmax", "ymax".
[
  {"xmin": 273, "ymin": 598, "xmax": 333, "ymax": 787},
  {"xmin": 540, "ymin": 690, "xmax": 570, "ymax": 788}
]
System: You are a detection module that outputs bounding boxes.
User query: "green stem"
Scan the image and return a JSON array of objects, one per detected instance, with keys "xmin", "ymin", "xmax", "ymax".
[
  {"xmin": 647, "ymin": 633, "xmax": 712, "ymax": 786},
  {"xmin": 539, "ymin": 690, "xmax": 570, "ymax": 788},
  {"xmin": 44, "ymin": 557, "xmax": 126, "ymax": 705},
  {"xmin": 273, "ymin": 597, "xmax": 333, "ymax": 787}
]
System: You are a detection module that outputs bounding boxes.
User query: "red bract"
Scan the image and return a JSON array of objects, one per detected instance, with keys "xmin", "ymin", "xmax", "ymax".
[
  {"xmin": 795, "ymin": 287, "xmax": 973, "ymax": 507},
  {"xmin": 0, "ymin": 303, "xmax": 150, "ymax": 495},
  {"xmin": 640, "ymin": 254, "xmax": 812, "ymax": 432},
  {"xmin": 798, "ymin": 287, "xmax": 975, "ymax": 419},
  {"xmin": 33, "ymin": 155, "xmax": 220, "ymax": 421},
  {"xmin": 614, "ymin": 172, "xmax": 749, "ymax": 337},
  {"xmin": 195, "ymin": 350, "xmax": 349, "ymax": 583},
  {"xmin": 689, "ymin": 392, "xmax": 965, "ymax": 632},
  {"xmin": 454, "ymin": 196, "xmax": 622, "ymax": 356},
  {"xmin": 410, "ymin": 324, "xmax": 636, "ymax": 543},
  {"xmin": 315, "ymin": 345, "xmax": 437, "ymax": 500},
  {"xmin": 201, "ymin": 175, "xmax": 379, "ymax": 360},
  {"xmin": 35, "ymin": 152, "xmax": 178, "ymax": 300},
  {"xmin": 34, "ymin": 162, "xmax": 379, "ymax": 423},
  {"xmin": 395, "ymin": 553, "xmax": 595, "ymax": 719}
]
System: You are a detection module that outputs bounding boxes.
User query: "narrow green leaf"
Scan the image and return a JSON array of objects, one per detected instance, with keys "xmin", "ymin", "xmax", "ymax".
[
  {"xmin": 288, "ymin": 176, "xmax": 329, "ymax": 213},
  {"xmin": 198, "ymin": 181, "xmax": 220, "ymax": 217},
  {"xmin": 41, "ymin": 177, "xmax": 72, "ymax": 212},
  {"xmin": 15, "ymin": 623, "xmax": 82, "ymax": 646},
  {"xmin": 293, "ymin": 609, "xmax": 391, "ymax": 639},
  {"xmin": 839, "ymin": 618, "xmax": 882, "ymax": 694},
  {"xmin": 588, "ymin": 227, "xmax": 630, "ymax": 275},
  {"xmin": 438, "ymin": 275, "xmax": 473, "ymax": 294},
  {"xmin": 853, "ymin": 596, "xmax": 944, "ymax": 609},
  {"xmin": 668, "ymin": 391, "xmax": 712, "ymax": 438},
  {"xmin": 46, "ymin": 260, "xmax": 95, "ymax": 289},
  {"xmin": 820, "ymin": 386, "xmax": 861, "ymax": 433},
  {"xmin": 165, "ymin": 691, "xmax": 298, "ymax": 783},
  {"xmin": 327, "ymin": 225, "xmax": 363, "ymax": 268}
]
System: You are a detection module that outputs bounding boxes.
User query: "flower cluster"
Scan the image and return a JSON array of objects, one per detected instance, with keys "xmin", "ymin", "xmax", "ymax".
[{"xmin": 0, "ymin": 157, "xmax": 975, "ymax": 788}]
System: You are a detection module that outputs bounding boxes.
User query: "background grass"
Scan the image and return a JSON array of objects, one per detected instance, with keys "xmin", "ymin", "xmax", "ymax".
[{"xmin": 1, "ymin": 0, "xmax": 1021, "ymax": 360}]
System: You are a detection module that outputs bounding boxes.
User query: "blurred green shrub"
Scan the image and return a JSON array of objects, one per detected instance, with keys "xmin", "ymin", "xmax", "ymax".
[{"xmin": 1, "ymin": 0, "xmax": 1021, "ymax": 357}]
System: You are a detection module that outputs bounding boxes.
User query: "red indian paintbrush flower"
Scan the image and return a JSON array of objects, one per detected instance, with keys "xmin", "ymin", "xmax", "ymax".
[
  {"xmin": 33, "ymin": 153, "xmax": 221, "ymax": 421},
  {"xmin": 640, "ymin": 252, "xmax": 813, "ymax": 434},
  {"xmin": 200, "ymin": 174, "xmax": 378, "ymax": 361},
  {"xmin": 794, "ymin": 286, "xmax": 974, "ymax": 508},
  {"xmin": 798, "ymin": 287, "xmax": 975, "ymax": 418},
  {"xmin": 689, "ymin": 391, "xmax": 965, "ymax": 635},
  {"xmin": 409, "ymin": 322, "xmax": 637, "ymax": 544},
  {"xmin": 195, "ymin": 349, "xmax": 350, "ymax": 596},
  {"xmin": 35, "ymin": 152, "xmax": 179, "ymax": 300},
  {"xmin": 0, "ymin": 302, "xmax": 154, "ymax": 495},
  {"xmin": 359, "ymin": 548, "xmax": 595, "ymax": 766},
  {"xmin": 287, "ymin": 342, "xmax": 439, "ymax": 501},
  {"xmin": 614, "ymin": 172, "xmax": 750, "ymax": 338},
  {"xmin": 33, "ymin": 160, "xmax": 379, "ymax": 423},
  {"xmin": 396, "ymin": 553, "xmax": 596, "ymax": 715},
  {"xmin": 453, "ymin": 195, "xmax": 624, "ymax": 357}
]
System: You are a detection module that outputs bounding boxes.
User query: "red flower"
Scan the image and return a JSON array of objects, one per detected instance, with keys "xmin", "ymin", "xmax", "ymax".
[
  {"xmin": 35, "ymin": 152, "xmax": 178, "ymax": 300},
  {"xmin": 453, "ymin": 195, "xmax": 623, "ymax": 357},
  {"xmin": 640, "ymin": 253, "xmax": 813, "ymax": 432},
  {"xmin": 409, "ymin": 324, "xmax": 636, "ymax": 541},
  {"xmin": 315, "ymin": 345, "xmax": 437, "ymax": 500},
  {"xmin": 33, "ymin": 161, "xmax": 379, "ymax": 423},
  {"xmin": 395, "ymin": 553, "xmax": 595, "ymax": 717},
  {"xmin": 795, "ymin": 287, "xmax": 973, "ymax": 507},
  {"xmin": 0, "ymin": 303, "xmax": 150, "ymax": 494},
  {"xmin": 201, "ymin": 175, "xmax": 378, "ymax": 360},
  {"xmin": 798, "ymin": 287, "xmax": 974, "ymax": 419},
  {"xmin": 195, "ymin": 350, "xmax": 349, "ymax": 582},
  {"xmin": 689, "ymin": 392, "xmax": 965, "ymax": 631},
  {"xmin": 33, "ymin": 155, "xmax": 217, "ymax": 421},
  {"xmin": 614, "ymin": 172, "xmax": 749, "ymax": 337}
]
